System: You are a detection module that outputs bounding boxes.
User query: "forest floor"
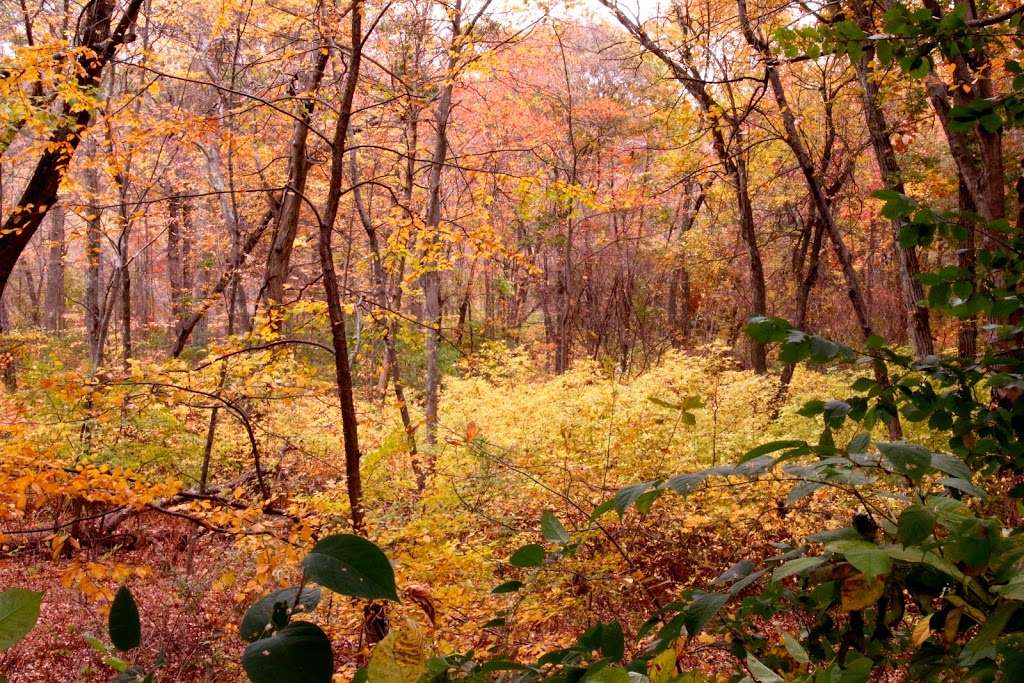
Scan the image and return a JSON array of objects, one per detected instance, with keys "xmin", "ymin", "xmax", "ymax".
[{"xmin": 0, "ymin": 348, "xmax": 903, "ymax": 681}]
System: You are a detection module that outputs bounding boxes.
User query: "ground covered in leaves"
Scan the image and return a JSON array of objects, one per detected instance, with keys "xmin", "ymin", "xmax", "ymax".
[{"xmin": 1, "ymin": 347, "xmax": 925, "ymax": 681}]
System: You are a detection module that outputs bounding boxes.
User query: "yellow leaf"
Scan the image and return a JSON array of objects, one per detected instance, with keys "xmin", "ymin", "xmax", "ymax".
[
  {"xmin": 911, "ymin": 616, "xmax": 932, "ymax": 647},
  {"xmin": 367, "ymin": 621, "xmax": 426, "ymax": 683},
  {"xmin": 840, "ymin": 573, "xmax": 884, "ymax": 612}
]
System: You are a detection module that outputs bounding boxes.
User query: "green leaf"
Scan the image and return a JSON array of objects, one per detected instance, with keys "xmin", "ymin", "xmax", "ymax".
[
  {"xmin": 877, "ymin": 441, "xmax": 932, "ymax": 483},
  {"xmin": 838, "ymin": 654, "xmax": 873, "ymax": 683},
  {"xmin": 939, "ymin": 477, "xmax": 986, "ymax": 498},
  {"xmin": 541, "ymin": 511, "xmax": 570, "ymax": 544},
  {"xmin": 745, "ymin": 653, "xmax": 784, "ymax": 682},
  {"xmin": 242, "ymin": 621, "xmax": 333, "ymax": 683},
  {"xmin": 772, "ymin": 556, "xmax": 826, "ymax": 583},
  {"xmin": 683, "ymin": 590, "xmax": 728, "ymax": 638},
  {"xmin": 301, "ymin": 534, "xmax": 398, "ymax": 601},
  {"xmin": 601, "ymin": 621, "xmax": 625, "ymax": 661},
  {"xmin": 509, "ymin": 544, "xmax": 545, "ymax": 568},
  {"xmin": 108, "ymin": 586, "xmax": 141, "ymax": 652},
  {"xmin": 240, "ymin": 587, "xmax": 322, "ymax": 642},
  {"xmin": 959, "ymin": 602, "xmax": 1017, "ymax": 666},
  {"xmin": 780, "ymin": 631, "xmax": 809, "ymax": 664},
  {"xmin": 0, "ymin": 589, "xmax": 42, "ymax": 651},
  {"xmin": 828, "ymin": 540, "xmax": 893, "ymax": 579},
  {"xmin": 491, "ymin": 581, "xmax": 523, "ymax": 594},
  {"xmin": 930, "ymin": 453, "xmax": 971, "ymax": 480},
  {"xmin": 583, "ymin": 665, "xmax": 630, "ymax": 683},
  {"xmin": 739, "ymin": 440, "xmax": 806, "ymax": 464},
  {"xmin": 897, "ymin": 505, "xmax": 935, "ymax": 546},
  {"xmin": 993, "ymin": 576, "xmax": 1024, "ymax": 600},
  {"xmin": 745, "ymin": 316, "xmax": 792, "ymax": 343}
]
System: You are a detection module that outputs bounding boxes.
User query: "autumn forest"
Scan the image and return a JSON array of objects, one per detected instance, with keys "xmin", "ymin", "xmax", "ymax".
[{"xmin": 1, "ymin": 0, "xmax": 1023, "ymax": 681}]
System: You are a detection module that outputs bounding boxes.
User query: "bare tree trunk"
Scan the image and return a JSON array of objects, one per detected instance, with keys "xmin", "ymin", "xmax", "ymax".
[
  {"xmin": 258, "ymin": 50, "xmax": 329, "ymax": 316},
  {"xmin": 316, "ymin": 3, "xmax": 365, "ymax": 532},
  {"xmin": 118, "ymin": 232, "xmax": 131, "ymax": 370},
  {"xmin": 957, "ymin": 176, "xmax": 978, "ymax": 360},
  {"xmin": 421, "ymin": 5, "xmax": 462, "ymax": 447},
  {"xmin": 777, "ymin": 213, "xmax": 825, "ymax": 396},
  {"xmin": 180, "ymin": 200, "xmax": 194, "ymax": 322},
  {"xmin": 20, "ymin": 267, "xmax": 42, "ymax": 327},
  {"xmin": 84, "ymin": 149, "xmax": 105, "ymax": 368},
  {"xmin": 167, "ymin": 194, "xmax": 184, "ymax": 336},
  {"xmin": 850, "ymin": 0, "xmax": 933, "ymax": 358},
  {"xmin": 43, "ymin": 205, "xmax": 65, "ymax": 331},
  {"xmin": 737, "ymin": 0, "xmax": 899, "ymax": 435},
  {"xmin": 0, "ymin": 295, "xmax": 16, "ymax": 392}
]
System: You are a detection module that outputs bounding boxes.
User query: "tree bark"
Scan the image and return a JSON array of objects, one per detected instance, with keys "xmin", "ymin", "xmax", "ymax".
[
  {"xmin": 258, "ymin": 49, "xmax": 329, "ymax": 315},
  {"xmin": 737, "ymin": 0, "xmax": 899, "ymax": 436},
  {"xmin": 957, "ymin": 175, "xmax": 978, "ymax": 360},
  {"xmin": 43, "ymin": 205, "xmax": 65, "ymax": 331},
  {"xmin": 316, "ymin": 3, "xmax": 365, "ymax": 532},
  {"xmin": 421, "ymin": 2, "xmax": 462, "ymax": 445},
  {"xmin": 849, "ymin": 0, "xmax": 934, "ymax": 358},
  {"xmin": 167, "ymin": 194, "xmax": 184, "ymax": 337}
]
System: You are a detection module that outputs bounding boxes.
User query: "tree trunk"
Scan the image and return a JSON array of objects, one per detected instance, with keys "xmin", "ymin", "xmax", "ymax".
[
  {"xmin": 737, "ymin": 0, "xmax": 899, "ymax": 435},
  {"xmin": 848, "ymin": 0, "xmax": 934, "ymax": 357},
  {"xmin": 84, "ymin": 149, "xmax": 105, "ymax": 368},
  {"xmin": 316, "ymin": 3, "xmax": 365, "ymax": 532},
  {"xmin": 258, "ymin": 49, "xmax": 329, "ymax": 315},
  {"xmin": 957, "ymin": 175, "xmax": 978, "ymax": 360},
  {"xmin": 43, "ymin": 205, "xmax": 65, "ymax": 331},
  {"xmin": 421, "ymin": 4, "xmax": 462, "ymax": 447},
  {"xmin": 167, "ymin": 194, "xmax": 184, "ymax": 336}
]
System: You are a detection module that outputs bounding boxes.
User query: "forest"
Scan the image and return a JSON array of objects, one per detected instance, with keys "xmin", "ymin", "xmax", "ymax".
[{"xmin": 0, "ymin": 0, "xmax": 1023, "ymax": 680}]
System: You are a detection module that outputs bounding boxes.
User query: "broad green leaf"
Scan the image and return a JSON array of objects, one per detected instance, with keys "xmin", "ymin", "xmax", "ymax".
[
  {"xmin": 939, "ymin": 477, "xmax": 986, "ymax": 498},
  {"xmin": 739, "ymin": 440, "xmax": 806, "ymax": 464},
  {"xmin": 745, "ymin": 653, "xmax": 784, "ymax": 683},
  {"xmin": 302, "ymin": 534, "xmax": 398, "ymax": 601},
  {"xmin": 367, "ymin": 625, "xmax": 427, "ymax": 683},
  {"xmin": 541, "ymin": 511, "xmax": 570, "ymax": 544},
  {"xmin": 242, "ymin": 621, "xmax": 333, "ymax": 683},
  {"xmin": 930, "ymin": 453, "xmax": 971, "ymax": 479},
  {"xmin": 0, "ymin": 589, "xmax": 42, "ymax": 651},
  {"xmin": 828, "ymin": 540, "xmax": 892, "ymax": 579},
  {"xmin": 584, "ymin": 666, "xmax": 630, "ymax": 683},
  {"xmin": 108, "ymin": 586, "xmax": 141, "ymax": 652},
  {"xmin": 838, "ymin": 654, "xmax": 873, "ymax": 683},
  {"xmin": 993, "ymin": 576, "xmax": 1024, "ymax": 600},
  {"xmin": 959, "ymin": 602, "xmax": 1017, "ymax": 666},
  {"xmin": 240, "ymin": 587, "xmax": 321, "ymax": 642},
  {"xmin": 745, "ymin": 316, "xmax": 792, "ymax": 343},
  {"xmin": 648, "ymin": 648, "xmax": 677, "ymax": 683},
  {"xmin": 601, "ymin": 621, "xmax": 624, "ymax": 661},
  {"xmin": 840, "ymin": 573, "xmax": 884, "ymax": 611},
  {"xmin": 509, "ymin": 544, "xmax": 545, "ymax": 567},
  {"xmin": 772, "ymin": 556, "xmax": 825, "ymax": 583},
  {"xmin": 877, "ymin": 441, "xmax": 932, "ymax": 484},
  {"xmin": 897, "ymin": 505, "xmax": 936, "ymax": 546},
  {"xmin": 683, "ymin": 590, "xmax": 727, "ymax": 639},
  {"xmin": 780, "ymin": 630, "xmax": 809, "ymax": 664}
]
